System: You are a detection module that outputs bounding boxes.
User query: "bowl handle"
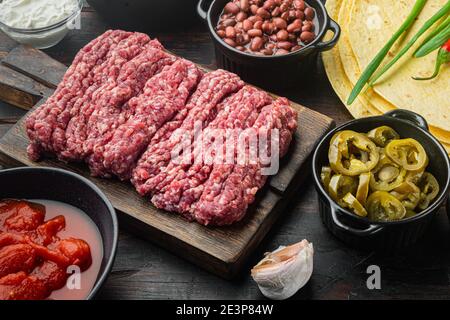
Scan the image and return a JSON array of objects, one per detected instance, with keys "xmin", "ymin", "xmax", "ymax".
[
  {"xmin": 197, "ymin": 0, "xmax": 211, "ymax": 20},
  {"xmin": 313, "ymin": 18, "xmax": 341, "ymax": 52},
  {"xmin": 330, "ymin": 206, "xmax": 383, "ymax": 236},
  {"xmin": 384, "ymin": 109, "xmax": 429, "ymax": 131}
]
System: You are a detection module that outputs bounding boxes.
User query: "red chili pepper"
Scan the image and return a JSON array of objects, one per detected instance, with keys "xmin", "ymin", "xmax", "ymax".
[
  {"xmin": 443, "ymin": 38, "xmax": 450, "ymax": 52},
  {"xmin": 413, "ymin": 38, "xmax": 450, "ymax": 81}
]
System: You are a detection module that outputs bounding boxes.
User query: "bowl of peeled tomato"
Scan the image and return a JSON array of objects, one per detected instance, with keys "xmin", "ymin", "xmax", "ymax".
[
  {"xmin": 0, "ymin": 167, "xmax": 118, "ymax": 300},
  {"xmin": 312, "ymin": 109, "xmax": 450, "ymax": 251}
]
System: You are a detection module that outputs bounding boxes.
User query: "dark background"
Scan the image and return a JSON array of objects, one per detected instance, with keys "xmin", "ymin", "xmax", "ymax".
[{"xmin": 0, "ymin": 1, "xmax": 449, "ymax": 299}]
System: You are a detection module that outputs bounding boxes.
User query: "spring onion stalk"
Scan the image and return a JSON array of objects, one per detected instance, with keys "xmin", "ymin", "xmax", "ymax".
[
  {"xmin": 414, "ymin": 21, "xmax": 450, "ymax": 57},
  {"xmin": 347, "ymin": 0, "xmax": 428, "ymax": 105},
  {"xmin": 368, "ymin": 0, "xmax": 450, "ymax": 86},
  {"xmin": 414, "ymin": 14, "xmax": 450, "ymax": 56}
]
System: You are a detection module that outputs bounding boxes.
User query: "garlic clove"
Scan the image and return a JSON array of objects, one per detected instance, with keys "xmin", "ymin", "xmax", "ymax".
[{"xmin": 251, "ymin": 239, "xmax": 314, "ymax": 300}]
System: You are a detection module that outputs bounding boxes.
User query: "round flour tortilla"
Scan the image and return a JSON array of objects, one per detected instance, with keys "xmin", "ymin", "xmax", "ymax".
[
  {"xmin": 324, "ymin": 0, "xmax": 450, "ymax": 148},
  {"xmin": 348, "ymin": 0, "xmax": 450, "ymax": 133}
]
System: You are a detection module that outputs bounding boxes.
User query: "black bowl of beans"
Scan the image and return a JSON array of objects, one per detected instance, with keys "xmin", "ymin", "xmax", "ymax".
[{"xmin": 197, "ymin": 0, "xmax": 340, "ymax": 90}]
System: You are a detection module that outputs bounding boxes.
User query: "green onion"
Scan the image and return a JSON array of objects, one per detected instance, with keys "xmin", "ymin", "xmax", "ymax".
[
  {"xmin": 368, "ymin": 0, "xmax": 450, "ymax": 86},
  {"xmin": 414, "ymin": 14, "xmax": 450, "ymax": 56},
  {"xmin": 414, "ymin": 21, "xmax": 450, "ymax": 57},
  {"xmin": 347, "ymin": 0, "xmax": 428, "ymax": 105}
]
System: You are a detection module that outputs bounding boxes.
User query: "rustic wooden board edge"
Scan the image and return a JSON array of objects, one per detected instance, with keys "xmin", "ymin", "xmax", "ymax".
[
  {"xmin": 0, "ymin": 145, "xmax": 284, "ymax": 278},
  {"xmin": 0, "ymin": 147, "xmax": 306, "ymax": 279},
  {"xmin": 117, "ymin": 188, "xmax": 288, "ymax": 279},
  {"xmin": 0, "ymin": 43, "xmax": 336, "ymax": 278},
  {"xmin": 0, "ymin": 116, "xmax": 284, "ymax": 263},
  {"xmin": 269, "ymin": 109, "xmax": 335, "ymax": 194}
]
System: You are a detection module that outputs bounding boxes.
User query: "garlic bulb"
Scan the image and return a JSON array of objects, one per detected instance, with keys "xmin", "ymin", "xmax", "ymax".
[{"xmin": 251, "ymin": 239, "xmax": 314, "ymax": 300}]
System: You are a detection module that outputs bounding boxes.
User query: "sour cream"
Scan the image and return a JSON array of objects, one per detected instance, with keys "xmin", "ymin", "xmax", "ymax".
[{"xmin": 0, "ymin": 0, "xmax": 79, "ymax": 29}]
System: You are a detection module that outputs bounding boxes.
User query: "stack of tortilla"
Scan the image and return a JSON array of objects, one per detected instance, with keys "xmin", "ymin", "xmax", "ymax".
[{"xmin": 323, "ymin": 0, "xmax": 450, "ymax": 154}]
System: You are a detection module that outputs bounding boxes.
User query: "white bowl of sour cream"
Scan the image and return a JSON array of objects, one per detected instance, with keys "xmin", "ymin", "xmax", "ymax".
[{"xmin": 0, "ymin": 0, "xmax": 82, "ymax": 49}]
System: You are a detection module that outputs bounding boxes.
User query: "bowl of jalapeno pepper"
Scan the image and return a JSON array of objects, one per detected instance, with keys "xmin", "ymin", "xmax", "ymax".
[{"xmin": 312, "ymin": 109, "xmax": 450, "ymax": 251}]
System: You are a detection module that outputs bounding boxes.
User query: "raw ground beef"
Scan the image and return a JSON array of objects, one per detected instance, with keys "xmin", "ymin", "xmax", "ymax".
[
  {"xmin": 132, "ymin": 69, "xmax": 244, "ymax": 195},
  {"xmin": 92, "ymin": 59, "xmax": 202, "ymax": 179},
  {"xmin": 26, "ymin": 30, "xmax": 133, "ymax": 161},
  {"xmin": 84, "ymin": 47, "xmax": 176, "ymax": 169},
  {"xmin": 61, "ymin": 41, "xmax": 171, "ymax": 162},
  {"xmin": 150, "ymin": 86, "xmax": 273, "ymax": 216},
  {"xmin": 25, "ymin": 29, "xmax": 299, "ymax": 227},
  {"xmin": 193, "ymin": 98, "xmax": 298, "ymax": 226},
  {"xmin": 52, "ymin": 32, "xmax": 152, "ymax": 159}
]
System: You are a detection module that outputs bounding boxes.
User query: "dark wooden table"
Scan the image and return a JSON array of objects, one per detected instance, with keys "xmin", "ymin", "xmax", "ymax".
[{"xmin": 1, "ymin": 4, "xmax": 449, "ymax": 300}]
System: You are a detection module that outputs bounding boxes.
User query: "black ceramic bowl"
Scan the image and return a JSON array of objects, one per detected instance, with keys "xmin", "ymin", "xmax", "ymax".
[
  {"xmin": 312, "ymin": 110, "xmax": 450, "ymax": 251},
  {"xmin": 197, "ymin": 0, "xmax": 340, "ymax": 90},
  {"xmin": 87, "ymin": 0, "xmax": 198, "ymax": 32},
  {"xmin": 0, "ymin": 167, "xmax": 118, "ymax": 299}
]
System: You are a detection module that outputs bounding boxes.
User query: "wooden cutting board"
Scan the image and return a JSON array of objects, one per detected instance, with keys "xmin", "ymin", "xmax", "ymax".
[{"xmin": 0, "ymin": 44, "xmax": 335, "ymax": 278}]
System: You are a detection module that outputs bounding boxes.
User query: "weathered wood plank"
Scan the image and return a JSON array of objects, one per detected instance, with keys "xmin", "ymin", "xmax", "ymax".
[
  {"xmin": 3, "ymin": 45, "xmax": 67, "ymax": 88},
  {"xmin": 0, "ymin": 65, "xmax": 49, "ymax": 110}
]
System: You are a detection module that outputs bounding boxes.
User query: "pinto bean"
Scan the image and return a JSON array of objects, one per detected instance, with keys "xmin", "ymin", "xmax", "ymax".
[
  {"xmin": 300, "ymin": 31, "xmax": 315, "ymax": 43},
  {"xmin": 225, "ymin": 26, "xmax": 236, "ymax": 38},
  {"xmin": 250, "ymin": 4, "xmax": 259, "ymax": 14},
  {"xmin": 272, "ymin": 7, "xmax": 281, "ymax": 17},
  {"xmin": 240, "ymin": 0, "xmax": 250, "ymax": 12},
  {"xmin": 293, "ymin": 0, "xmax": 305, "ymax": 10},
  {"xmin": 224, "ymin": 2, "xmax": 240, "ymax": 14},
  {"xmin": 305, "ymin": 7, "xmax": 315, "ymax": 20},
  {"xmin": 295, "ymin": 10, "xmax": 305, "ymax": 20},
  {"xmin": 254, "ymin": 20, "xmax": 263, "ymax": 29},
  {"xmin": 224, "ymin": 38, "xmax": 236, "ymax": 47},
  {"xmin": 243, "ymin": 19, "xmax": 254, "ymax": 31},
  {"xmin": 222, "ymin": 18, "xmax": 237, "ymax": 27},
  {"xmin": 276, "ymin": 29, "xmax": 289, "ymax": 41},
  {"xmin": 217, "ymin": 30, "xmax": 226, "ymax": 38},
  {"xmin": 256, "ymin": 7, "xmax": 270, "ymax": 19},
  {"xmin": 275, "ymin": 48, "xmax": 290, "ymax": 55},
  {"xmin": 216, "ymin": 0, "xmax": 317, "ymax": 56},
  {"xmin": 287, "ymin": 19, "xmax": 302, "ymax": 33},
  {"xmin": 262, "ymin": 48, "xmax": 274, "ymax": 55},
  {"xmin": 302, "ymin": 22, "xmax": 314, "ymax": 32},
  {"xmin": 277, "ymin": 41, "xmax": 293, "ymax": 50},
  {"xmin": 248, "ymin": 29, "xmax": 263, "ymax": 37},
  {"xmin": 273, "ymin": 17, "xmax": 287, "ymax": 29},
  {"xmin": 236, "ymin": 11, "xmax": 248, "ymax": 22},
  {"xmin": 250, "ymin": 36, "xmax": 264, "ymax": 51},
  {"xmin": 263, "ymin": 0, "xmax": 275, "ymax": 10},
  {"xmin": 280, "ymin": 11, "xmax": 290, "ymax": 21},
  {"xmin": 262, "ymin": 22, "xmax": 275, "ymax": 34}
]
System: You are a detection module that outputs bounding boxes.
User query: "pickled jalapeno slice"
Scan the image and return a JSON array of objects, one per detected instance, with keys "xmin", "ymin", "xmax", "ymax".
[
  {"xmin": 391, "ymin": 181, "xmax": 421, "ymax": 210},
  {"xmin": 321, "ymin": 166, "xmax": 332, "ymax": 189},
  {"xmin": 385, "ymin": 138, "xmax": 428, "ymax": 171},
  {"xmin": 370, "ymin": 166, "xmax": 407, "ymax": 191},
  {"xmin": 367, "ymin": 126, "xmax": 400, "ymax": 147},
  {"xmin": 342, "ymin": 193, "xmax": 368, "ymax": 217},
  {"xmin": 329, "ymin": 130, "xmax": 380, "ymax": 176},
  {"xmin": 324, "ymin": 127, "xmax": 437, "ymax": 222},
  {"xmin": 328, "ymin": 174, "xmax": 358, "ymax": 204},
  {"xmin": 417, "ymin": 172, "xmax": 440, "ymax": 210},
  {"xmin": 366, "ymin": 191, "xmax": 406, "ymax": 222},
  {"xmin": 356, "ymin": 172, "xmax": 370, "ymax": 205}
]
